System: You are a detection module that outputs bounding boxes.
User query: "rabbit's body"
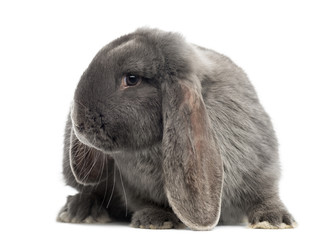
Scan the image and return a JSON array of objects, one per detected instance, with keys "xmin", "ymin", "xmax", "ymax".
[{"xmin": 58, "ymin": 29, "xmax": 295, "ymax": 230}]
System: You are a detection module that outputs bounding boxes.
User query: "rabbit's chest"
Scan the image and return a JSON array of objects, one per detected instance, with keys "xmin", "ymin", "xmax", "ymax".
[{"xmin": 113, "ymin": 148, "xmax": 168, "ymax": 206}]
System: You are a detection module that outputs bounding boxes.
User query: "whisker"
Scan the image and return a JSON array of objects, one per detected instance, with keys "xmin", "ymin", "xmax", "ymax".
[
  {"xmin": 77, "ymin": 145, "xmax": 92, "ymax": 180},
  {"xmin": 106, "ymin": 163, "xmax": 116, "ymax": 209},
  {"xmin": 94, "ymin": 150, "xmax": 104, "ymax": 185},
  {"xmin": 118, "ymin": 166, "xmax": 128, "ymax": 217},
  {"xmin": 79, "ymin": 137, "xmax": 98, "ymax": 184},
  {"xmin": 100, "ymin": 155, "xmax": 109, "ymax": 211},
  {"xmin": 81, "ymin": 151, "xmax": 98, "ymax": 183}
]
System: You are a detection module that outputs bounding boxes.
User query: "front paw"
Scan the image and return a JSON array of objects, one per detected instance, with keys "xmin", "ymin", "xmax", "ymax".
[
  {"xmin": 248, "ymin": 209, "xmax": 297, "ymax": 229},
  {"xmin": 130, "ymin": 208, "xmax": 184, "ymax": 229},
  {"xmin": 57, "ymin": 194, "xmax": 111, "ymax": 224}
]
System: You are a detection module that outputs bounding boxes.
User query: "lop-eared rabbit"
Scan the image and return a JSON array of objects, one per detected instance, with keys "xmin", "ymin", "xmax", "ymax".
[{"xmin": 57, "ymin": 28, "xmax": 295, "ymax": 230}]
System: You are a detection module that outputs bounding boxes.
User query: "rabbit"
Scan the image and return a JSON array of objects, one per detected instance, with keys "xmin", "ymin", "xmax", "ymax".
[{"xmin": 57, "ymin": 28, "xmax": 296, "ymax": 230}]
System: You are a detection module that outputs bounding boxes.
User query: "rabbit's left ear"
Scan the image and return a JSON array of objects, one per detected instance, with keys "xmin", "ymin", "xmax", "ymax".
[{"xmin": 162, "ymin": 76, "xmax": 223, "ymax": 230}]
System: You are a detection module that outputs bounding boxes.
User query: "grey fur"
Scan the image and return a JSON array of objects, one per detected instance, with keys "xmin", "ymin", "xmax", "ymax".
[{"xmin": 58, "ymin": 28, "xmax": 295, "ymax": 230}]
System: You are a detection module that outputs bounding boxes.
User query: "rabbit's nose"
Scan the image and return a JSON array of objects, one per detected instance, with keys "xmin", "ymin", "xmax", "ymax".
[{"xmin": 71, "ymin": 101, "xmax": 105, "ymax": 132}]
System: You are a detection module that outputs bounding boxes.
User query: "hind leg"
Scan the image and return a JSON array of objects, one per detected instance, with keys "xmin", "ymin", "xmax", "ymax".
[{"xmin": 247, "ymin": 196, "xmax": 296, "ymax": 229}]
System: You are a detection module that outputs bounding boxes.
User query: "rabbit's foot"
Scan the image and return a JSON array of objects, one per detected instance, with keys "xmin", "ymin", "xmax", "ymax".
[
  {"xmin": 130, "ymin": 208, "xmax": 185, "ymax": 229},
  {"xmin": 248, "ymin": 209, "xmax": 297, "ymax": 229},
  {"xmin": 57, "ymin": 194, "xmax": 111, "ymax": 223}
]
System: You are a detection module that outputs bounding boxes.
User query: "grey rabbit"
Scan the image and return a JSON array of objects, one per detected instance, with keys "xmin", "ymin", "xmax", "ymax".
[{"xmin": 57, "ymin": 28, "xmax": 296, "ymax": 230}]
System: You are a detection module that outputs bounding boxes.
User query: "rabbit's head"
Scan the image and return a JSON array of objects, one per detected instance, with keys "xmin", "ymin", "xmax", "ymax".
[{"xmin": 70, "ymin": 28, "xmax": 223, "ymax": 230}]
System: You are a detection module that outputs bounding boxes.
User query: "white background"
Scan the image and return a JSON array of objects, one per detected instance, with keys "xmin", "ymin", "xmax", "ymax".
[{"xmin": 0, "ymin": 0, "xmax": 334, "ymax": 239}]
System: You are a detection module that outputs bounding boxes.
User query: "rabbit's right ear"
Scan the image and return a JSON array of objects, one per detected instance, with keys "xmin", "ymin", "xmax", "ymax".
[
  {"xmin": 161, "ymin": 76, "xmax": 224, "ymax": 230},
  {"xmin": 69, "ymin": 129, "xmax": 108, "ymax": 185}
]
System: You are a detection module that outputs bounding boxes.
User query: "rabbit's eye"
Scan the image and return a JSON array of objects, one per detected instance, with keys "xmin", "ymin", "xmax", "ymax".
[{"xmin": 123, "ymin": 75, "xmax": 142, "ymax": 87}]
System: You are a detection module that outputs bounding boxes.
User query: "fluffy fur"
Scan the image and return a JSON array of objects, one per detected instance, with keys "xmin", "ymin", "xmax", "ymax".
[{"xmin": 57, "ymin": 28, "xmax": 295, "ymax": 230}]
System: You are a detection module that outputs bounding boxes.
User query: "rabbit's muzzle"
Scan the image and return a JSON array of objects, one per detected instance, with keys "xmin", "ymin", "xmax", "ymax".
[{"xmin": 71, "ymin": 101, "xmax": 110, "ymax": 149}]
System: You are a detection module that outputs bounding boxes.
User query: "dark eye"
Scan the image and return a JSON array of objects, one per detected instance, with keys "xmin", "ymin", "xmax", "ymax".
[{"xmin": 123, "ymin": 75, "xmax": 142, "ymax": 87}]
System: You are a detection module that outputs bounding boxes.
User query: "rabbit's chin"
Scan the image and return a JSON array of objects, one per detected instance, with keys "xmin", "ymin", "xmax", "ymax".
[
  {"xmin": 72, "ymin": 126, "xmax": 105, "ymax": 151},
  {"xmin": 73, "ymin": 126, "xmax": 91, "ymax": 146},
  {"xmin": 72, "ymin": 125, "xmax": 123, "ymax": 154}
]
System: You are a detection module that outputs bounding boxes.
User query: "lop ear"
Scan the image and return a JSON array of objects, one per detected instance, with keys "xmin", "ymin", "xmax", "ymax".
[
  {"xmin": 162, "ymin": 76, "xmax": 223, "ymax": 230},
  {"xmin": 69, "ymin": 129, "xmax": 109, "ymax": 185}
]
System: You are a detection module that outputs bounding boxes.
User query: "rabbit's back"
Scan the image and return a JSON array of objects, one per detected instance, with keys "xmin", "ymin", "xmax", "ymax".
[{"xmin": 197, "ymin": 47, "xmax": 280, "ymax": 220}]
